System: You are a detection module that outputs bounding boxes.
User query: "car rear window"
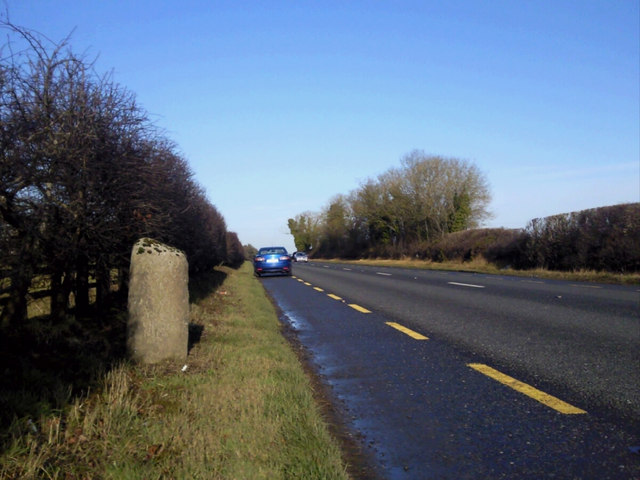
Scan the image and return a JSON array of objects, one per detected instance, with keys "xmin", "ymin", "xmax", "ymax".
[{"xmin": 259, "ymin": 247, "xmax": 287, "ymax": 255}]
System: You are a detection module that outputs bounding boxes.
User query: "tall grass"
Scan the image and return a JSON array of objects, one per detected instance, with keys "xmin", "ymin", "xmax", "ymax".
[{"xmin": 0, "ymin": 263, "xmax": 349, "ymax": 479}]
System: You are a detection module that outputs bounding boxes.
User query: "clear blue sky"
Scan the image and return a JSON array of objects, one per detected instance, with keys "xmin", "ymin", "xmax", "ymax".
[{"xmin": 11, "ymin": 1, "xmax": 640, "ymax": 252}]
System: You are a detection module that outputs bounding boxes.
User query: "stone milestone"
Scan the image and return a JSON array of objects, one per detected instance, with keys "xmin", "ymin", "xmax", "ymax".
[{"xmin": 127, "ymin": 238, "xmax": 189, "ymax": 364}]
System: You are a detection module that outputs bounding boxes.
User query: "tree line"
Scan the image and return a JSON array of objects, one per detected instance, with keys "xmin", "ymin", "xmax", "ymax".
[
  {"xmin": 288, "ymin": 151, "xmax": 492, "ymax": 258},
  {"xmin": 288, "ymin": 152, "xmax": 639, "ymax": 273},
  {"xmin": 0, "ymin": 23, "xmax": 244, "ymax": 325},
  {"xmin": 517, "ymin": 203, "xmax": 640, "ymax": 272},
  {"xmin": 408, "ymin": 202, "xmax": 639, "ymax": 273}
]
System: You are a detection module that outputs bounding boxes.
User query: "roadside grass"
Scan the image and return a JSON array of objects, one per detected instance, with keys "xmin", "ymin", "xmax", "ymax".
[
  {"xmin": 318, "ymin": 257, "xmax": 640, "ymax": 285},
  {"xmin": 0, "ymin": 263, "xmax": 349, "ymax": 479}
]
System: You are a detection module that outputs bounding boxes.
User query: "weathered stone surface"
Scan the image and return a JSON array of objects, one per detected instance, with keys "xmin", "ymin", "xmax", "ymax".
[{"xmin": 127, "ymin": 238, "xmax": 189, "ymax": 364}]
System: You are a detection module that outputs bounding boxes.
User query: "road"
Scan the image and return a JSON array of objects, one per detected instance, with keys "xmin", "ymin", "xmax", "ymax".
[{"xmin": 260, "ymin": 262, "xmax": 640, "ymax": 479}]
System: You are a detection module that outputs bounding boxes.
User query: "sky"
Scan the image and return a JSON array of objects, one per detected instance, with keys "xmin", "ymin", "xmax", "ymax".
[{"xmin": 8, "ymin": 1, "xmax": 639, "ymax": 252}]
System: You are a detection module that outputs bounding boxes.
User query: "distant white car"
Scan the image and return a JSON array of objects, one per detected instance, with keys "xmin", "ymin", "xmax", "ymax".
[{"xmin": 292, "ymin": 252, "xmax": 308, "ymax": 263}]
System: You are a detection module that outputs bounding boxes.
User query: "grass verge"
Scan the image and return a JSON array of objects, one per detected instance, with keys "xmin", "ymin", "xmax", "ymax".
[
  {"xmin": 0, "ymin": 263, "xmax": 349, "ymax": 479},
  {"xmin": 317, "ymin": 257, "xmax": 640, "ymax": 285}
]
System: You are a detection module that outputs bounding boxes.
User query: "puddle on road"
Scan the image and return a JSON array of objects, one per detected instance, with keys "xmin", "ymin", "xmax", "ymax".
[{"xmin": 280, "ymin": 309, "xmax": 309, "ymax": 332}]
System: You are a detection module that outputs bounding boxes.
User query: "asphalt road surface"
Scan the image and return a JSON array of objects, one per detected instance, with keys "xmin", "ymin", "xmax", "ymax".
[{"xmin": 260, "ymin": 262, "xmax": 639, "ymax": 479}]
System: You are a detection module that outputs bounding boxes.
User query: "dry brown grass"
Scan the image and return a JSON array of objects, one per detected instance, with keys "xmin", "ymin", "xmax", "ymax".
[{"xmin": 322, "ymin": 257, "xmax": 640, "ymax": 285}]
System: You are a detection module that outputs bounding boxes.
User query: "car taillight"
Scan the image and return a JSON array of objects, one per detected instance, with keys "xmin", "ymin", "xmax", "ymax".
[
  {"xmin": 255, "ymin": 256, "xmax": 265, "ymax": 262},
  {"xmin": 280, "ymin": 256, "xmax": 290, "ymax": 261}
]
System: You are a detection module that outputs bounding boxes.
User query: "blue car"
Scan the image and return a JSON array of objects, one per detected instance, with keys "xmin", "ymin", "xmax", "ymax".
[{"xmin": 253, "ymin": 246, "xmax": 292, "ymax": 277}]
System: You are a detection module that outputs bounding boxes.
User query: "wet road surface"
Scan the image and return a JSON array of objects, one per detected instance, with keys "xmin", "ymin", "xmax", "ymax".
[{"xmin": 259, "ymin": 262, "xmax": 639, "ymax": 479}]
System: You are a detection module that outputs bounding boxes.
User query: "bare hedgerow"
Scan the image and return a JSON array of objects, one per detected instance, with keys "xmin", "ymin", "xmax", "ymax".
[
  {"xmin": 0, "ymin": 20, "xmax": 238, "ymax": 326},
  {"xmin": 0, "ymin": 19, "xmax": 240, "ymax": 442},
  {"xmin": 523, "ymin": 203, "xmax": 640, "ymax": 272}
]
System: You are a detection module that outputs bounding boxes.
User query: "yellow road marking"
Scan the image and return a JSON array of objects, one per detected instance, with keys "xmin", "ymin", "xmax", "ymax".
[
  {"xmin": 297, "ymin": 278, "xmax": 304, "ymax": 283},
  {"xmin": 467, "ymin": 363, "xmax": 587, "ymax": 414},
  {"xmin": 313, "ymin": 287, "xmax": 324, "ymax": 292},
  {"xmin": 385, "ymin": 322, "xmax": 429, "ymax": 340},
  {"xmin": 349, "ymin": 304, "xmax": 371, "ymax": 313},
  {"xmin": 304, "ymin": 282, "xmax": 312, "ymax": 286},
  {"xmin": 327, "ymin": 294, "xmax": 342, "ymax": 300}
]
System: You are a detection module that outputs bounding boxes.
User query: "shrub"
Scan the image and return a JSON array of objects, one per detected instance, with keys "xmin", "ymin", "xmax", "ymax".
[
  {"xmin": 522, "ymin": 203, "xmax": 640, "ymax": 272},
  {"xmin": 409, "ymin": 203, "xmax": 640, "ymax": 273}
]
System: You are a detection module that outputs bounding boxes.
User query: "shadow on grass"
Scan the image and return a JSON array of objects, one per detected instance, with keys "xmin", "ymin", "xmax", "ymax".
[
  {"xmin": 0, "ymin": 268, "xmax": 229, "ymax": 452},
  {"xmin": 189, "ymin": 269, "xmax": 227, "ymax": 303},
  {"xmin": 187, "ymin": 269, "xmax": 228, "ymax": 353},
  {"xmin": 188, "ymin": 323, "xmax": 204, "ymax": 352},
  {"xmin": 0, "ymin": 299, "xmax": 129, "ymax": 451}
]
